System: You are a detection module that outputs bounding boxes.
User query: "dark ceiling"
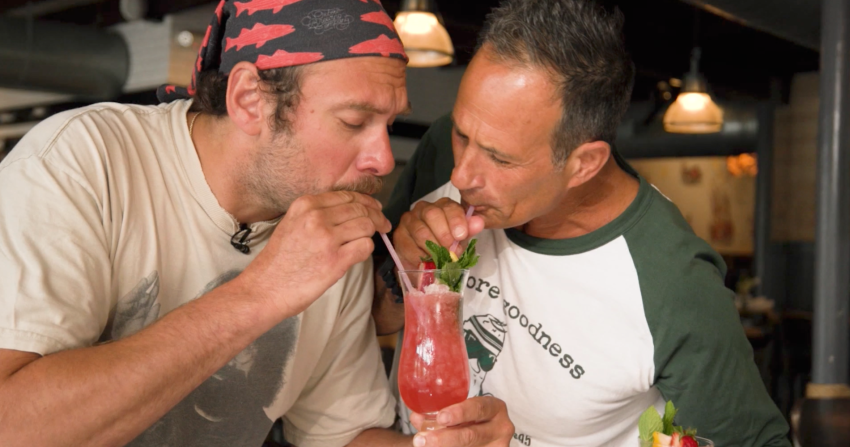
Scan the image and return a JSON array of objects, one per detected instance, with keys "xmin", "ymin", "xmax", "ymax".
[{"xmin": 0, "ymin": 0, "xmax": 820, "ymax": 103}]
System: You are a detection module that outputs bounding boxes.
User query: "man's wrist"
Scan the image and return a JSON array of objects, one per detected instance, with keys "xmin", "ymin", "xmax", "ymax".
[{"xmin": 212, "ymin": 272, "xmax": 289, "ymax": 335}]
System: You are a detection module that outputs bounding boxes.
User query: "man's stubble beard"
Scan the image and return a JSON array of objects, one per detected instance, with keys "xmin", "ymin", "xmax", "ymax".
[
  {"xmin": 245, "ymin": 129, "xmax": 315, "ymax": 216},
  {"xmin": 245, "ymin": 129, "xmax": 384, "ymax": 217}
]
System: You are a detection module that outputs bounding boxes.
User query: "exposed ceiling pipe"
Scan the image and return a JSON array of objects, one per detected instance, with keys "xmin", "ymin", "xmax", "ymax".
[
  {"xmin": 0, "ymin": 16, "xmax": 129, "ymax": 99},
  {"xmin": 679, "ymin": 0, "xmax": 820, "ymax": 51},
  {"xmin": 615, "ymin": 101, "xmax": 759, "ymax": 158},
  {"xmin": 7, "ymin": 0, "xmax": 105, "ymax": 17}
]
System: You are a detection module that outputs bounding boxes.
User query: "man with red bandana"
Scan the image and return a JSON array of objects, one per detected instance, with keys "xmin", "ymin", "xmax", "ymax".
[{"xmin": 0, "ymin": 1, "xmax": 513, "ymax": 446}]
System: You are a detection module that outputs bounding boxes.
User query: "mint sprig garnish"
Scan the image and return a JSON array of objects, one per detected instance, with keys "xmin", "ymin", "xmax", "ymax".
[
  {"xmin": 637, "ymin": 400, "xmax": 697, "ymax": 441},
  {"xmin": 423, "ymin": 239, "xmax": 479, "ymax": 292},
  {"xmin": 638, "ymin": 406, "xmax": 663, "ymax": 441}
]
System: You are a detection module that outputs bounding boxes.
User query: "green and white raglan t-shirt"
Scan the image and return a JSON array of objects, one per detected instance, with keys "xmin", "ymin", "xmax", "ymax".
[{"xmin": 383, "ymin": 115, "xmax": 790, "ymax": 447}]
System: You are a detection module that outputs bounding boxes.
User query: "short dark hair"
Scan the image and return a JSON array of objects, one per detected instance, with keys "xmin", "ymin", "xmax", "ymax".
[
  {"xmin": 190, "ymin": 65, "xmax": 305, "ymax": 133},
  {"xmin": 479, "ymin": 0, "xmax": 635, "ymax": 166}
]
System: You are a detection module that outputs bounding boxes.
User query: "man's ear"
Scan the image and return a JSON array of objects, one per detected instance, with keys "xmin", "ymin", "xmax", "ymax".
[
  {"xmin": 564, "ymin": 141, "xmax": 612, "ymax": 188},
  {"xmin": 226, "ymin": 61, "xmax": 267, "ymax": 137}
]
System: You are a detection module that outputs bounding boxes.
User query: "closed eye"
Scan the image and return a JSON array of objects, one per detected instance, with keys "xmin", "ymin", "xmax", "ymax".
[
  {"xmin": 490, "ymin": 154, "xmax": 510, "ymax": 166},
  {"xmin": 453, "ymin": 128, "xmax": 468, "ymax": 142},
  {"xmin": 340, "ymin": 119, "xmax": 364, "ymax": 130}
]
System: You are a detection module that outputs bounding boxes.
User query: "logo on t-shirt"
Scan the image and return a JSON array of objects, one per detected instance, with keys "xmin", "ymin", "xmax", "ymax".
[
  {"xmin": 111, "ymin": 271, "xmax": 161, "ymax": 340},
  {"xmin": 121, "ymin": 270, "xmax": 300, "ymax": 446},
  {"xmin": 463, "ymin": 314, "xmax": 507, "ymax": 397}
]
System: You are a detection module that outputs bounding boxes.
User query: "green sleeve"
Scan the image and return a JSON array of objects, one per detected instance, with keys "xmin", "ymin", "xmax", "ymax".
[
  {"xmin": 627, "ymin": 192, "xmax": 790, "ymax": 447},
  {"xmin": 374, "ymin": 114, "xmax": 455, "ymax": 257}
]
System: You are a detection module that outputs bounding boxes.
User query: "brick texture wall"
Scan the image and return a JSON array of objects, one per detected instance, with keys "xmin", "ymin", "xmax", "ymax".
[{"xmin": 772, "ymin": 72, "xmax": 819, "ymax": 242}]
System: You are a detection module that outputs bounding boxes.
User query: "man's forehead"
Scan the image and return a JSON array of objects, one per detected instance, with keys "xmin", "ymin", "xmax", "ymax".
[
  {"xmin": 451, "ymin": 108, "xmax": 549, "ymax": 163},
  {"xmin": 305, "ymin": 57, "xmax": 408, "ymax": 105},
  {"xmin": 335, "ymin": 99, "xmax": 412, "ymax": 116}
]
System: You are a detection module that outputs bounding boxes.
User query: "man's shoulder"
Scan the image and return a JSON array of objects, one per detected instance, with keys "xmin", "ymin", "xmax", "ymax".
[
  {"xmin": 409, "ymin": 113, "xmax": 455, "ymax": 182},
  {"xmin": 4, "ymin": 101, "xmax": 178, "ymax": 163},
  {"xmin": 623, "ymin": 183, "xmax": 734, "ymax": 322},
  {"xmin": 2, "ymin": 101, "xmax": 185, "ymax": 185},
  {"xmin": 626, "ymin": 183, "xmax": 726, "ymax": 277},
  {"xmin": 423, "ymin": 113, "xmax": 453, "ymax": 150}
]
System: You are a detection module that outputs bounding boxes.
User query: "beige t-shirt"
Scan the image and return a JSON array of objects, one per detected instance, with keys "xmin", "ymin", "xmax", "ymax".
[{"xmin": 0, "ymin": 99, "xmax": 394, "ymax": 447}]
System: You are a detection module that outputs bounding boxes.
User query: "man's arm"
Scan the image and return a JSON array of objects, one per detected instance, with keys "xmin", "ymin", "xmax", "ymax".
[
  {"xmin": 635, "ymin": 246, "xmax": 791, "ymax": 445},
  {"xmin": 0, "ymin": 191, "xmax": 389, "ymax": 446},
  {"xmin": 0, "ymin": 278, "xmax": 274, "ymax": 446}
]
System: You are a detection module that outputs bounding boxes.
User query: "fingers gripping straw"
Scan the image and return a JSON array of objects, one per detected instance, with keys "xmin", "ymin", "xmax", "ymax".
[
  {"xmin": 379, "ymin": 232, "xmax": 414, "ymax": 292},
  {"xmin": 448, "ymin": 206, "xmax": 475, "ymax": 257}
]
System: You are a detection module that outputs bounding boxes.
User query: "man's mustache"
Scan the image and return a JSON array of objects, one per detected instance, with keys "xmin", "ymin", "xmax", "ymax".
[{"xmin": 334, "ymin": 176, "xmax": 384, "ymax": 195}]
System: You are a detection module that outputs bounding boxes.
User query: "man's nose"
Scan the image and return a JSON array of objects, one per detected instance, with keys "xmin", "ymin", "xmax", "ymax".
[
  {"xmin": 359, "ymin": 130, "xmax": 395, "ymax": 176},
  {"xmin": 451, "ymin": 148, "xmax": 483, "ymax": 191}
]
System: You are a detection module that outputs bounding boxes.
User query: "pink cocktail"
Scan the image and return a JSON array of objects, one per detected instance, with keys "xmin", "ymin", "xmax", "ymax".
[{"xmin": 398, "ymin": 269, "xmax": 470, "ymax": 428}]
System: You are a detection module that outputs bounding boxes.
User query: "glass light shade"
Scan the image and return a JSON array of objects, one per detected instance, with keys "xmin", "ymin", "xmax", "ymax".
[
  {"xmin": 663, "ymin": 92, "xmax": 724, "ymax": 134},
  {"xmin": 393, "ymin": 11, "xmax": 454, "ymax": 67}
]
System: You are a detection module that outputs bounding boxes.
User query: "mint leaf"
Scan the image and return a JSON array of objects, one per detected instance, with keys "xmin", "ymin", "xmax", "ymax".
[
  {"xmin": 662, "ymin": 401, "xmax": 678, "ymax": 435},
  {"xmin": 638, "ymin": 406, "xmax": 663, "ymax": 441},
  {"xmin": 684, "ymin": 428, "xmax": 698, "ymax": 437},
  {"xmin": 424, "ymin": 240, "xmax": 441, "ymax": 266},
  {"xmin": 439, "ymin": 261, "xmax": 464, "ymax": 292},
  {"xmin": 458, "ymin": 239, "xmax": 479, "ymax": 269},
  {"xmin": 425, "ymin": 240, "xmax": 452, "ymax": 269}
]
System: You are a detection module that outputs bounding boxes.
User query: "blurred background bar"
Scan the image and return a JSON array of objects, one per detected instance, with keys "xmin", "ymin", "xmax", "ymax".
[{"xmin": 0, "ymin": 16, "xmax": 128, "ymax": 98}]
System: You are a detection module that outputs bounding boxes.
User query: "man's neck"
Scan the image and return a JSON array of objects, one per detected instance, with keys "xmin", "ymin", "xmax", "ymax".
[
  {"xmin": 520, "ymin": 157, "xmax": 640, "ymax": 240},
  {"xmin": 188, "ymin": 112, "xmax": 275, "ymax": 224}
]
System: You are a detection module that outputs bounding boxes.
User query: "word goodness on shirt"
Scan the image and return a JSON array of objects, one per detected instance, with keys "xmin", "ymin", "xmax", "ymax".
[
  {"xmin": 464, "ymin": 274, "xmax": 585, "ymax": 380},
  {"xmin": 502, "ymin": 298, "xmax": 585, "ymax": 379}
]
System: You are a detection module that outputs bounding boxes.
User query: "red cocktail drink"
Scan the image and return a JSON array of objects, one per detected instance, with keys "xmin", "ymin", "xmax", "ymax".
[{"xmin": 398, "ymin": 270, "xmax": 470, "ymax": 426}]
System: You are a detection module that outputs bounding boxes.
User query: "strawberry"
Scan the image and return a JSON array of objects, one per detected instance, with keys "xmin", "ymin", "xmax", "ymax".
[
  {"xmin": 418, "ymin": 261, "xmax": 436, "ymax": 291},
  {"xmin": 681, "ymin": 436, "xmax": 698, "ymax": 447},
  {"xmin": 671, "ymin": 432, "xmax": 682, "ymax": 447}
]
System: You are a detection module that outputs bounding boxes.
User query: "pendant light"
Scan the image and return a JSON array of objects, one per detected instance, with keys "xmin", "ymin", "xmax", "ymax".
[
  {"xmin": 393, "ymin": 0, "xmax": 454, "ymax": 67},
  {"xmin": 663, "ymin": 47, "xmax": 724, "ymax": 134}
]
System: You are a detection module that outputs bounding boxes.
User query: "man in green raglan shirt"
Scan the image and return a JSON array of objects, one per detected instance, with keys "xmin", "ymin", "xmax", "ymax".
[{"xmin": 371, "ymin": 1, "xmax": 791, "ymax": 446}]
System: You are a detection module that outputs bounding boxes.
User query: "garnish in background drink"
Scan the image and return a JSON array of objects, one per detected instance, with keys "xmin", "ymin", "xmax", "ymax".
[{"xmin": 638, "ymin": 401, "xmax": 700, "ymax": 447}]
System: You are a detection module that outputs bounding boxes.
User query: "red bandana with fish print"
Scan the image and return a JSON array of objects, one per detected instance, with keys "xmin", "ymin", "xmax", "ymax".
[{"xmin": 157, "ymin": 0, "xmax": 407, "ymax": 102}]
